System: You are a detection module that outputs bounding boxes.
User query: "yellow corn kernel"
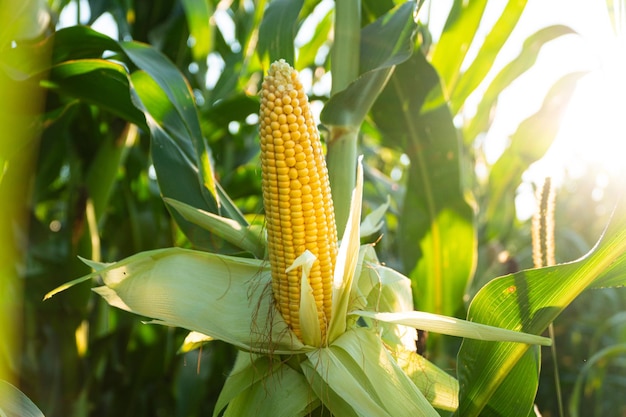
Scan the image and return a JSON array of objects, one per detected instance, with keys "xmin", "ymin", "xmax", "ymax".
[{"xmin": 259, "ymin": 60, "xmax": 337, "ymax": 342}]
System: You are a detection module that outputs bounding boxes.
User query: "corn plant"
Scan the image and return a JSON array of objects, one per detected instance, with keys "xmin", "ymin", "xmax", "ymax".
[{"xmin": 2, "ymin": 0, "xmax": 626, "ymax": 416}]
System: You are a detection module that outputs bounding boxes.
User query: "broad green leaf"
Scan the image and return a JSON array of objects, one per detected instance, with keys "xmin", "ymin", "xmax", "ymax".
[
  {"xmin": 353, "ymin": 310, "xmax": 550, "ymax": 345},
  {"xmin": 464, "ymin": 25, "xmax": 577, "ymax": 143},
  {"xmin": 37, "ymin": 27, "xmax": 248, "ymax": 247},
  {"xmin": 449, "ymin": 0, "xmax": 528, "ymax": 114},
  {"xmin": 122, "ymin": 36, "xmax": 248, "ymax": 225},
  {"xmin": 455, "ymin": 195, "xmax": 626, "ymax": 416},
  {"xmin": 257, "ymin": 0, "xmax": 304, "ymax": 67},
  {"xmin": 51, "ymin": 26, "xmax": 120, "ymax": 63},
  {"xmin": 50, "ymin": 247, "xmax": 308, "ymax": 354},
  {"xmin": 473, "ymin": 347, "xmax": 541, "ymax": 417},
  {"xmin": 321, "ymin": 1, "xmax": 418, "ymax": 127},
  {"xmin": 44, "ymin": 60, "xmax": 146, "ymax": 127},
  {"xmin": 430, "ymin": 0, "xmax": 488, "ymax": 96},
  {"xmin": 164, "ymin": 198, "xmax": 265, "ymax": 258},
  {"xmin": 119, "ymin": 41, "xmax": 217, "ymax": 197},
  {"xmin": 130, "ymin": 88, "xmax": 220, "ymax": 249},
  {"xmin": 130, "ymin": 70, "xmax": 243, "ymax": 251},
  {"xmin": 361, "ymin": 0, "xmax": 397, "ymax": 24},
  {"xmin": 359, "ymin": 1, "xmax": 420, "ymax": 75},
  {"xmin": 371, "ymin": 51, "xmax": 475, "ymax": 320},
  {"xmin": 121, "ymin": 40, "xmax": 251, "ymax": 239},
  {"xmin": 0, "ymin": 380, "xmax": 44, "ymax": 417},
  {"xmin": 483, "ymin": 72, "xmax": 585, "ymax": 241},
  {"xmin": 180, "ymin": 0, "xmax": 213, "ymax": 65},
  {"xmin": 38, "ymin": 60, "xmax": 141, "ymax": 221}
]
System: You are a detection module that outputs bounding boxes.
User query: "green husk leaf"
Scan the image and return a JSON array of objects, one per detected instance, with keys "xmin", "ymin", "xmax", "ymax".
[
  {"xmin": 74, "ymin": 247, "xmax": 306, "ymax": 354},
  {"xmin": 332, "ymin": 328, "xmax": 439, "ymax": 416},
  {"xmin": 357, "ymin": 254, "xmax": 418, "ymax": 351},
  {"xmin": 43, "ymin": 256, "xmax": 113, "ymax": 299},
  {"xmin": 394, "ymin": 346, "xmax": 459, "ymax": 411},
  {"xmin": 360, "ymin": 194, "xmax": 390, "ymax": 237},
  {"xmin": 328, "ymin": 157, "xmax": 364, "ymax": 342},
  {"xmin": 219, "ymin": 353, "xmax": 317, "ymax": 417},
  {"xmin": 304, "ymin": 338, "xmax": 391, "ymax": 416},
  {"xmin": 214, "ymin": 353, "xmax": 273, "ymax": 417},
  {"xmin": 300, "ymin": 361, "xmax": 359, "ymax": 417},
  {"xmin": 287, "ymin": 250, "xmax": 322, "ymax": 347},
  {"xmin": 353, "ymin": 310, "xmax": 551, "ymax": 346}
]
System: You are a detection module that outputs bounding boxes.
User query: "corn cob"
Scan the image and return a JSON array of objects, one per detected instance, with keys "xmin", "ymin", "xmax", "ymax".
[{"xmin": 259, "ymin": 60, "xmax": 337, "ymax": 343}]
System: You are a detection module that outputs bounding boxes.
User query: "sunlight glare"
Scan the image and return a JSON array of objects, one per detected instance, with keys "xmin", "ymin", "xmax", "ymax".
[{"xmin": 528, "ymin": 36, "xmax": 626, "ymax": 183}]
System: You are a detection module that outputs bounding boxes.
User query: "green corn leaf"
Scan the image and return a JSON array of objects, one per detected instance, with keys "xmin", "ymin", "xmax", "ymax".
[
  {"xmin": 164, "ymin": 198, "xmax": 265, "ymax": 258},
  {"xmin": 257, "ymin": 0, "xmax": 303, "ymax": 67},
  {"xmin": 483, "ymin": 71, "xmax": 585, "ymax": 241},
  {"xmin": 430, "ymin": 0, "xmax": 488, "ymax": 96},
  {"xmin": 321, "ymin": 1, "xmax": 419, "ymax": 128},
  {"xmin": 44, "ymin": 59, "xmax": 146, "ymax": 127},
  {"xmin": 34, "ymin": 26, "xmax": 248, "ymax": 249},
  {"xmin": 371, "ymin": 50, "xmax": 475, "ymax": 322},
  {"xmin": 295, "ymin": 5, "xmax": 333, "ymax": 69},
  {"xmin": 180, "ymin": 0, "xmax": 213, "ymax": 79},
  {"xmin": 456, "ymin": 195, "xmax": 626, "ymax": 416},
  {"xmin": 464, "ymin": 25, "xmax": 577, "ymax": 143},
  {"xmin": 214, "ymin": 353, "xmax": 275, "ymax": 417},
  {"xmin": 569, "ymin": 343, "xmax": 626, "ymax": 417},
  {"xmin": 448, "ymin": 0, "xmax": 529, "ymax": 114}
]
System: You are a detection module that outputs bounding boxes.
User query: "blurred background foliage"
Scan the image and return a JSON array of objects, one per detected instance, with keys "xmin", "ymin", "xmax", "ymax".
[{"xmin": 1, "ymin": 0, "xmax": 625, "ymax": 416}]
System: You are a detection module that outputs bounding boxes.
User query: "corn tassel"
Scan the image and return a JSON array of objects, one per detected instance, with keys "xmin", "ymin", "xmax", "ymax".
[{"xmin": 259, "ymin": 60, "xmax": 337, "ymax": 343}]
